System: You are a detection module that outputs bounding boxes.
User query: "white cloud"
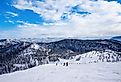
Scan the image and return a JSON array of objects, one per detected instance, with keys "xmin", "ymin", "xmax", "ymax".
[
  {"xmin": 1, "ymin": 0, "xmax": 121, "ymax": 39},
  {"xmin": 4, "ymin": 20, "xmax": 15, "ymax": 24},
  {"xmin": 6, "ymin": 11, "xmax": 18, "ymax": 17},
  {"xmin": 13, "ymin": 0, "xmax": 84, "ymax": 21},
  {"xmin": 1, "ymin": 21, "xmax": 121, "ymax": 39}
]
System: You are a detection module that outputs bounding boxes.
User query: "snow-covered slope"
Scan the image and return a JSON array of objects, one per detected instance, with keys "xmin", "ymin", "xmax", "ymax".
[
  {"xmin": 0, "ymin": 62, "xmax": 121, "ymax": 82},
  {"xmin": 57, "ymin": 50, "xmax": 121, "ymax": 65},
  {"xmin": 71, "ymin": 50, "xmax": 121, "ymax": 63}
]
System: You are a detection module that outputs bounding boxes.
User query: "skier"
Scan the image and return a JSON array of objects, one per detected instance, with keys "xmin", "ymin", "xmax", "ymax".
[
  {"xmin": 66, "ymin": 62, "xmax": 68, "ymax": 66},
  {"xmin": 63, "ymin": 63, "xmax": 65, "ymax": 66},
  {"xmin": 56, "ymin": 63, "xmax": 57, "ymax": 66}
]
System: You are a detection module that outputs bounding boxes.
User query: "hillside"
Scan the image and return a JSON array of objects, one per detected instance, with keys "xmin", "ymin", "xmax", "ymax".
[
  {"xmin": 0, "ymin": 39, "xmax": 121, "ymax": 75},
  {"xmin": 0, "ymin": 62, "xmax": 121, "ymax": 82}
]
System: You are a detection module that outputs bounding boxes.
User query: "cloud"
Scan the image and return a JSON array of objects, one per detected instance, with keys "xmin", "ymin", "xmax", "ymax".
[
  {"xmin": 13, "ymin": 0, "xmax": 86, "ymax": 21},
  {"xmin": 1, "ymin": 0, "xmax": 121, "ymax": 39},
  {"xmin": 1, "ymin": 21, "xmax": 121, "ymax": 39},
  {"xmin": 6, "ymin": 11, "xmax": 18, "ymax": 17},
  {"xmin": 4, "ymin": 20, "xmax": 15, "ymax": 24}
]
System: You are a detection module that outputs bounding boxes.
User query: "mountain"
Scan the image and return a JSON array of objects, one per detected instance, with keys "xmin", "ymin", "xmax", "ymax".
[
  {"xmin": 18, "ymin": 37, "xmax": 64, "ymax": 43},
  {"xmin": 70, "ymin": 50, "xmax": 121, "ymax": 63},
  {"xmin": 111, "ymin": 36, "xmax": 121, "ymax": 41},
  {"xmin": 0, "ymin": 39, "xmax": 121, "ymax": 75}
]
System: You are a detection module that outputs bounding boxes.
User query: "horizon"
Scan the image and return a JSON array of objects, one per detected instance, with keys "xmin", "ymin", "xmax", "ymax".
[{"xmin": 0, "ymin": 35, "xmax": 116, "ymax": 40}]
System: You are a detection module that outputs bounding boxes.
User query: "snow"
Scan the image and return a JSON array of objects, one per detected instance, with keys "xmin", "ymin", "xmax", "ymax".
[
  {"xmin": 57, "ymin": 50, "xmax": 120, "ymax": 65},
  {"xmin": 70, "ymin": 50, "xmax": 120, "ymax": 64},
  {"xmin": 13, "ymin": 64, "xmax": 26, "ymax": 67},
  {"xmin": 30, "ymin": 43, "xmax": 40, "ymax": 50},
  {"xmin": 0, "ymin": 62, "xmax": 121, "ymax": 82}
]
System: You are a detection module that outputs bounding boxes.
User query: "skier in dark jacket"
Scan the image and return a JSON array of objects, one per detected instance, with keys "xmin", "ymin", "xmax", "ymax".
[
  {"xmin": 66, "ymin": 62, "xmax": 68, "ymax": 66},
  {"xmin": 63, "ymin": 63, "xmax": 65, "ymax": 66}
]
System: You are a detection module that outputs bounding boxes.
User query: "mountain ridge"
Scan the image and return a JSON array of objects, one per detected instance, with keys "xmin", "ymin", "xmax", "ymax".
[
  {"xmin": 111, "ymin": 36, "xmax": 121, "ymax": 41},
  {"xmin": 0, "ymin": 38, "xmax": 121, "ymax": 75}
]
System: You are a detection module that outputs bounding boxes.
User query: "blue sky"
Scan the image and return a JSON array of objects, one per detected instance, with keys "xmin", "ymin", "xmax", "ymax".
[
  {"xmin": 0, "ymin": 0, "xmax": 45, "ymax": 30},
  {"xmin": 0, "ymin": 0, "xmax": 121, "ymax": 38}
]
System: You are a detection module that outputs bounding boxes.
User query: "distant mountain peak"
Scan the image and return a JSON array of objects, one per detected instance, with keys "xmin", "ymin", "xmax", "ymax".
[{"xmin": 111, "ymin": 36, "xmax": 121, "ymax": 41}]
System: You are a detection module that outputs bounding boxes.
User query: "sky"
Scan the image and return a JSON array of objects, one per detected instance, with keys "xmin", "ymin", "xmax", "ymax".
[{"xmin": 0, "ymin": 0, "xmax": 121, "ymax": 39}]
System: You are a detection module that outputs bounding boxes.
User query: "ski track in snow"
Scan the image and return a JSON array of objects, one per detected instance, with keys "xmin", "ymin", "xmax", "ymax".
[{"xmin": 0, "ymin": 62, "xmax": 121, "ymax": 82}]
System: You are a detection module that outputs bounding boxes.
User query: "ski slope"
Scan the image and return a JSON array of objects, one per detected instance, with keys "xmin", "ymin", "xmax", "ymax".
[{"xmin": 0, "ymin": 62, "xmax": 121, "ymax": 82}]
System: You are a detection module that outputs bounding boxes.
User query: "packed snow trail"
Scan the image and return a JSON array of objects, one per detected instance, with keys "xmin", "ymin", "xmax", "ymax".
[{"xmin": 0, "ymin": 62, "xmax": 121, "ymax": 82}]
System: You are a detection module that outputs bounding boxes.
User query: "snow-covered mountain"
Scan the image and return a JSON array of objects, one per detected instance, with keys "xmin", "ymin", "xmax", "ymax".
[
  {"xmin": 0, "ymin": 38, "xmax": 121, "ymax": 75},
  {"xmin": 71, "ymin": 50, "xmax": 121, "ymax": 63},
  {"xmin": 111, "ymin": 36, "xmax": 121, "ymax": 41},
  {"xmin": 17, "ymin": 37, "xmax": 65, "ymax": 43}
]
